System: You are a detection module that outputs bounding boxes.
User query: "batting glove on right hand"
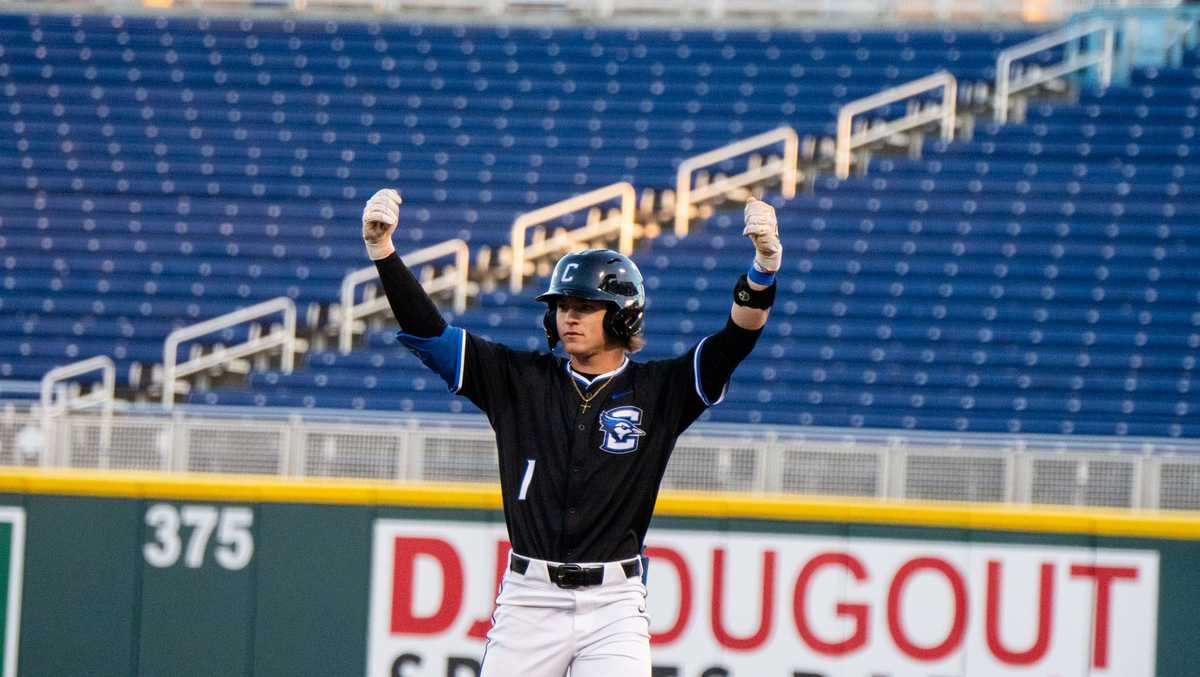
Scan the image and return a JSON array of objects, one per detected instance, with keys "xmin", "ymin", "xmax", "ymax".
[
  {"xmin": 362, "ymin": 188, "xmax": 402, "ymax": 260},
  {"xmin": 743, "ymin": 197, "xmax": 782, "ymax": 274}
]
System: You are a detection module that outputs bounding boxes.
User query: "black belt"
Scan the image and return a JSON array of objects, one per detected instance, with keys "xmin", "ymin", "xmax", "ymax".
[{"xmin": 509, "ymin": 553, "xmax": 642, "ymax": 589}]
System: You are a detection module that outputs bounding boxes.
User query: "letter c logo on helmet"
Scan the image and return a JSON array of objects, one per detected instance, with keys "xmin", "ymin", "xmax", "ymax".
[{"xmin": 535, "ymin": 249, "xmax": 646, "ymax": 350}]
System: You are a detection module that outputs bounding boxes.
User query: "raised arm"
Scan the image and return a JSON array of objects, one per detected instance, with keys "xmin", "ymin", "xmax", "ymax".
[
  {"xmin": 361, "ymin": 188, "xmax": 446, "ymax": 338},
  {"xmin": 730, "ymin": 196, "xmax": 780, "ymax": 330},
  {"xmin": 684, "ymin": 197, "xmax": 782, "ymax": 411}
]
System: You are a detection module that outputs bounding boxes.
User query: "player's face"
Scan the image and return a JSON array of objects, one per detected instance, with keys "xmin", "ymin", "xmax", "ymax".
[{"xmin": 556, "ymin": 297, "xmax": 617, "ymax": 357}]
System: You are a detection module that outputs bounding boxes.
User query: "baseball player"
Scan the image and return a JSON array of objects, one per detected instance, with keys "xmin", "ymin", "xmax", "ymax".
[{"xmin": 362, "ymin": 187, "xmax": 780, "ymax": 676}]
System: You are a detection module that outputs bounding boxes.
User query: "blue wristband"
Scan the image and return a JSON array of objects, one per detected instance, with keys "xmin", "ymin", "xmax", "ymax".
[{"xmin": 747, "ymin": 265, "xmax": 776, "ymax": 286}]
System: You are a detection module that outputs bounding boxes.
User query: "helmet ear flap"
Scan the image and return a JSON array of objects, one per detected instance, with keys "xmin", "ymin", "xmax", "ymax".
[
  {"xmin": 602, "ymin": 306, "xmax": 624, "ymax": 342},
  {"xmin": 626, "ymin": 306, "xmax": 645, "ymax": 338},
  {"xmin": 543, "ymin": 305, "xmax": 560, "ymax": 350},
  {"xmin": 604, "ymin": 305, "xmax": 644, "ymax": 342}
]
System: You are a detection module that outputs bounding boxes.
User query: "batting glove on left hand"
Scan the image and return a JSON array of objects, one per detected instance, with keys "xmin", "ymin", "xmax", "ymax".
[
  {"xmin": 743, "ymin": 197, "xmax": 782, "ymax": 274},
  {"xmin": 362, "ymin": 188, "xmax": 402, "ymax": 260}
]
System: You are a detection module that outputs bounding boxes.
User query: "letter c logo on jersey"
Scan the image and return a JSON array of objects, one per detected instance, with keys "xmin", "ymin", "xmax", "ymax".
[{"xmin": 598, "ymin": 406, "xmax": 646, "ymax": 454}]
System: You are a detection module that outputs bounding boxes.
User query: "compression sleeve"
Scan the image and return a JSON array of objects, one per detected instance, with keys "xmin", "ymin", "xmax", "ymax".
[
  {"xmin": 374, "ymin": 252, "xmax": 447, "ymax": 338},
  {"xmin": 694, "ymin": 317, "xmax": 763, "ymax": 406}
]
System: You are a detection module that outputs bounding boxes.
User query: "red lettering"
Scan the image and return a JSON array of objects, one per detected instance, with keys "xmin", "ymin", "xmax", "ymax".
[
  {"xmin": 1070, "ymin": 564, "xmax": 1139, "ymax": 668},
  {"xmin": 886, "ymin": 557, "xmax": 967, "ymax": 661},
  {"xmin": 646, "ymin": 546, "xmax": 693, "ymax": 646},
  {"xmin": 467, "ymin": 540, "xmax": 511, "ymax": 640},
  {"xmin": 986, "ymin": 560, "xmax": 1054, "ymax": 665},
  {"xmin": 390, "ymin": 537, "xmax": 464, "ymax": 635},
  {"xmin": 793, "ymin": 552, "xmax": 869, "ymax": 656},
  {"xmin": 711, "ymin": 548, "xmax": 776, "ymax": 651}
]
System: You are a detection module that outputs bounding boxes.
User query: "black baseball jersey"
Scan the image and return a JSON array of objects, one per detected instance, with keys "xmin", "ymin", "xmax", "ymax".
[{"xmin": 397, "ymin": 318, "xmax": 761, "ymax": 563}]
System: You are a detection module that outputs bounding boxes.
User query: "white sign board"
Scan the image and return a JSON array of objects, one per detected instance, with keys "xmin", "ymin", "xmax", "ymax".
[{"xmin": 367, "ymin": 519, "xmax": 1159, "ymax": 677}]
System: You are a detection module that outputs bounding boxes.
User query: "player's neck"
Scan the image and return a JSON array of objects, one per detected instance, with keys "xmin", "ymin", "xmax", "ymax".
[{"xmin": 568, "ymin": 347, "xmax": 625, "ymax": 376}]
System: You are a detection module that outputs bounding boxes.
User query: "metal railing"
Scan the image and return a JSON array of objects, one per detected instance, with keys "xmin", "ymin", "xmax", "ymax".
[
  {"xmin": 672, "ymin": 126, "xmax": 799, "ymax": 238},
  {"xmin": 994, "ymin": 18, "xmax": 1116, "ymax": 123},
  {"xmin": 39, "ymin": 356, "xmax": 116, "ymax": 468},
  {"xmin": 161, "ymin": 297, "xmax": 297, "ymax": 409},
  {"xmin": 337, "ymin": 240, "xmax": 474, "ymax": 354},
  {"xmin": 4, "ymin": 405, "xmax": 1200, "ymax": 511},
  {"xmin": 508, "ymin": 181, "xmax": 637, "ymax": 293},
  {"xmin": 835, "ymin": 71, "xmax": 958, "ymax": 179},
  {"xmin": 1165, "ymin": 13, "xmax": 1200, "ymax": 66}
]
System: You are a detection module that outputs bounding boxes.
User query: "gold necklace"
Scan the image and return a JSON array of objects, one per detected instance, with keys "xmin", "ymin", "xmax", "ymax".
[{"xmin": 570, "ymin": 375, "xmax": 613, "ymax": 414}]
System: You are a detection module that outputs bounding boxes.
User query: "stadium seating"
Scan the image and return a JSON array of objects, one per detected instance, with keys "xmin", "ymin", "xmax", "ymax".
[
  {"xmin": 2, "ymin": 12, "xmax": 1196, "ymax": 438},
  {"xmin": 195, "ymin": 55, "xmax": 1200, "ymax": 437},
  {"xmin": 0, "ymin": 13, "xmax": 1043, "ymax": 382}
]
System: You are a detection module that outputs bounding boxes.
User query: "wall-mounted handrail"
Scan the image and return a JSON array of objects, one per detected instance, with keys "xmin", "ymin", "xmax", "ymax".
[
  {"xmin": 39, "ymin": 355, "xmax": 116, "ymax": 467},
  {"xmin": 338, "ymin": 239, "xmax": 472, "ymax": 354},
  {"xmin": 835, "ymin": 71, "xmax": 957, "ymax": 179},
  {"xmin": 161, "ymin": 297, "xmax": 296, "ymax": 409},
  {"xmin": 994, "ymin": 18, "xmax": 1115, "ymax": 123},
  {"xmin": 509, "ymin": 182, "xmax": 636, "ymax": 293},
  {"xmin": 673, "ymin": 126, "xmax": 798, "ymax": 237}
]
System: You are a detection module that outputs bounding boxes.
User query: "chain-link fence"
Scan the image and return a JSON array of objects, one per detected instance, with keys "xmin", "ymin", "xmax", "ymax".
[
  {"xmin": 1154, "ymin": 457, "xmax": 1200, "ymax": 511},
  {"xmin": 4, "ymin": 405, "xmax": 1199, "ymax": 510},
  {"xmin": 1027, "ymin": 456, "xmax": 1138, "ymax": 508},
  {"xmin": 416, "ymin": 430, "xmax": 501, "ymax": 484},
  {"xmin": 662, "ymin": 440, "xmax": 762, "ymax": 493},
  {"xmin": 902, "ymin": 450, "xmax": 1010, "ymax": 503},
  {"xmin": 778, "ymin": 442, "xmax": 883, "ymax": 498},
  {"xmin": 301, "ymin": 424, "xmax": 406, "ymax": 480},
  {"xmin": 67, "ymin": 416, "xmax": 167, "ymax": 472}
]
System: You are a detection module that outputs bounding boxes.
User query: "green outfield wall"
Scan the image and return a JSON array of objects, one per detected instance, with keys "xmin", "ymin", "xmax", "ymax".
[{"xmin": 1, "ymin": 469, "xmax": 1198, "ymax": 677}]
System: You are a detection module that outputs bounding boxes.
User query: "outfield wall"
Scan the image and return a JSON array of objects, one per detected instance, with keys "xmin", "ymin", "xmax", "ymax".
[{"xmin": 1, "ymin": 470, "xmax": 1198, "ymax": 677}]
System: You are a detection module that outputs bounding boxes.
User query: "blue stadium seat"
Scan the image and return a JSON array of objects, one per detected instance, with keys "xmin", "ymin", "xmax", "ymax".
[{"xmin": 2, "ymin": 13, "xmax": 1196, "ymax": 438}]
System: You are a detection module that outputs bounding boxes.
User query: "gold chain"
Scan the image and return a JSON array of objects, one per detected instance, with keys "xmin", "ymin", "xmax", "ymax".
[{"xmin": 570, "ymin": 375, "xmax": 613, "ymax": 414}]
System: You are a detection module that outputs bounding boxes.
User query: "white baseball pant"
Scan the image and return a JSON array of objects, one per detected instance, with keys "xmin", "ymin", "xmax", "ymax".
[{"xmin": 479, "ymin": 554, "xmax": 651, "ymax": 677}]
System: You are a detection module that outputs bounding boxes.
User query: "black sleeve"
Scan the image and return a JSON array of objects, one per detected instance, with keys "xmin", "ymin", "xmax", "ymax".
[
  {"xmin": 696, "ymin": 318, "xmax": 763, "ymax": 405},
  {"xmin": 666, "ymin": 317, "xmax": 764, "ymax": 435},
  {"xmin": 392, "ymin": 326, "xmax": 519, "ymax": 419},
  {"xmin": 373, "ymin": 252, "xmax": 447, "ymax": 338}
]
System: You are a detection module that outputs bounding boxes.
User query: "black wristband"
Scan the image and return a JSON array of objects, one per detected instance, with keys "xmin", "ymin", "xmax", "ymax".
[{"xmin": 733, "ymin": 274, "xmax": 776, "ymax": 310}]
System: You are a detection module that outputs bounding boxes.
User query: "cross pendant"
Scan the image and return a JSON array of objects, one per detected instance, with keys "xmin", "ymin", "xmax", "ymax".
[{"xmin": 579, "ymin": 402, "xmax": 590, "ymax": 414}]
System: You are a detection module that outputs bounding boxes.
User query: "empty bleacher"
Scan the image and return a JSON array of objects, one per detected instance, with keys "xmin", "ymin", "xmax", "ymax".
[
  {"xmin": 0, "ymin": 13, "xmax": 1040, "ymax": 382},
  {"xmin": 3, "ymin": 12, "xmax": 1196, "ymax": 438},
  {"xmin": 194, "ymin": 36, "xmax": 1199, "ymax": 438}
]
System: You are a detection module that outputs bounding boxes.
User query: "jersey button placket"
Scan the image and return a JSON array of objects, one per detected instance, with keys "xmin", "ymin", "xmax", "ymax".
[{"xmin": 564, "ymin": 413, "xmax": 591, "ymax": 561}]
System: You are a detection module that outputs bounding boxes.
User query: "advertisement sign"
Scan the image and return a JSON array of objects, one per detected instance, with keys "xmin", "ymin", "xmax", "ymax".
[{"xmin": 367, "ymin": 519, "xmax": 1159, "ymax": 677}]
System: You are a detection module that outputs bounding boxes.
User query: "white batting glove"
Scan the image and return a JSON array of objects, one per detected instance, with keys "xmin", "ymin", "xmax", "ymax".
[
  {"xmin": 743, "ymin": 197, "xmax": 782, "ymax": 274},
  {"xmin": 362, "ymin": 188, "xmax": 402, "ymax": 260}
]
